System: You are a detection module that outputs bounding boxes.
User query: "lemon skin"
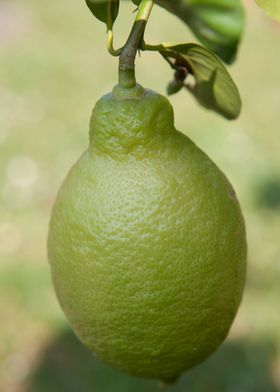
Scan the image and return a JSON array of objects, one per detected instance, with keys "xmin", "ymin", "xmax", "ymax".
[{"xmin": 48, "ymin": 85, "xmax": 246, "ymax": 381}]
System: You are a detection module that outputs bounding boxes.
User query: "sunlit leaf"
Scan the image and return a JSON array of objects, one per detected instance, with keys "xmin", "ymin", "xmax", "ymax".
[{"xmin": 256, "ymin": 0, "xmax": 280, "ymax": 22}]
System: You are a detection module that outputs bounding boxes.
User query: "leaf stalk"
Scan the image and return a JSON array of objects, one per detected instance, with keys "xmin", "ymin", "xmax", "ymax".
[{"xmin": 107, "ymin": 29, "xmax": 122, "ymax": 56}]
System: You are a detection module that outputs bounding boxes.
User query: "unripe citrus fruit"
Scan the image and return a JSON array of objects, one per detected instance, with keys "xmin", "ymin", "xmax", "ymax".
[{"xmin": 48, "ymin": 83, "xmax": 246, "ymax": 381}]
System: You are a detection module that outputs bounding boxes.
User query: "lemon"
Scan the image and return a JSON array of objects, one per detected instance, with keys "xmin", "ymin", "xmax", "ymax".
[{"xmin": 48, "ymin": 83, "xmax": 246, "ymax": 381}]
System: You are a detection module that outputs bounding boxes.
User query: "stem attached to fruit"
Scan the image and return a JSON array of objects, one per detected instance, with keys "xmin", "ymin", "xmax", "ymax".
[{"xmin": 119, "ymin": 0, "xmax": 155, "ymax": 88}]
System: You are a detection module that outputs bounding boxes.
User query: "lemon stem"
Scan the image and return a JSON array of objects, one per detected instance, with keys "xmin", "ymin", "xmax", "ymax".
[{"xmin": 119, "ymin": 0, "xmax": 155, "ymax": 88}]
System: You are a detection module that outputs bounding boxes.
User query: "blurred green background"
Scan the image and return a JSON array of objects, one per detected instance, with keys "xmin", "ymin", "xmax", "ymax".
[{"xmin": 1, "ymin": 0, "xmax": 280, "ymax": 391}]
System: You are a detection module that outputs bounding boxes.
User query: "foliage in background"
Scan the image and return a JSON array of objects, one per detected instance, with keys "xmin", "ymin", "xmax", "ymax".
[
  {"xmin": 86, "ymin": 0, "xmax": 245, "ymax": 119},
  {"xmin": 152, "ymin": 0, "xmax": 245, "ymax": 64},
  {"xmin": 85, "ymin": 0, "xmax": 280, "ymax": 119}
]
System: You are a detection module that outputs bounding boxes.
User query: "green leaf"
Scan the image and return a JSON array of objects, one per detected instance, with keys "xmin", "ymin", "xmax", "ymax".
[
  {"xmin": 155, "ymin": 0, "xmax": 245, "ymax": 64},
  {"xmin": 85, "ymin": 0, "xmax": 120, "ymax": 27},
  {"xmin": 88, "ymin": 1, "xmax": 244, "ymax": 62},
  {"xmin": 160, "ymin": 43, "xmax": 241, "ymax": 119},
  {"xmin": 167, "ymin": 80, "xmax": 184, "ymax": 95},
  {"xmin": 255, "ymin": 0, "xmax": 280, "ymax": 22}
]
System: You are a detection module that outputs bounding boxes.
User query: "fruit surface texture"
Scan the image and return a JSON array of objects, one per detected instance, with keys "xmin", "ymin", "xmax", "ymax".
[{"xmin": 48, "ymin": 84, "xmax": 247, "ymax": 380}]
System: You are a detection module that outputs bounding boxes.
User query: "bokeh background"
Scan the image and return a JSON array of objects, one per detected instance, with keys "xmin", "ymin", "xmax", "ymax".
[{"xmin": 1, "ymin": 1, "xmax": 280, "ymax": 391}]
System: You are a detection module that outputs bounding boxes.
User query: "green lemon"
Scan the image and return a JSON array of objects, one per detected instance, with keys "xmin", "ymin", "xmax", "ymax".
[{"xmin": 48, "ymin": 83, "xmax": 246, "ymax": 381}]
